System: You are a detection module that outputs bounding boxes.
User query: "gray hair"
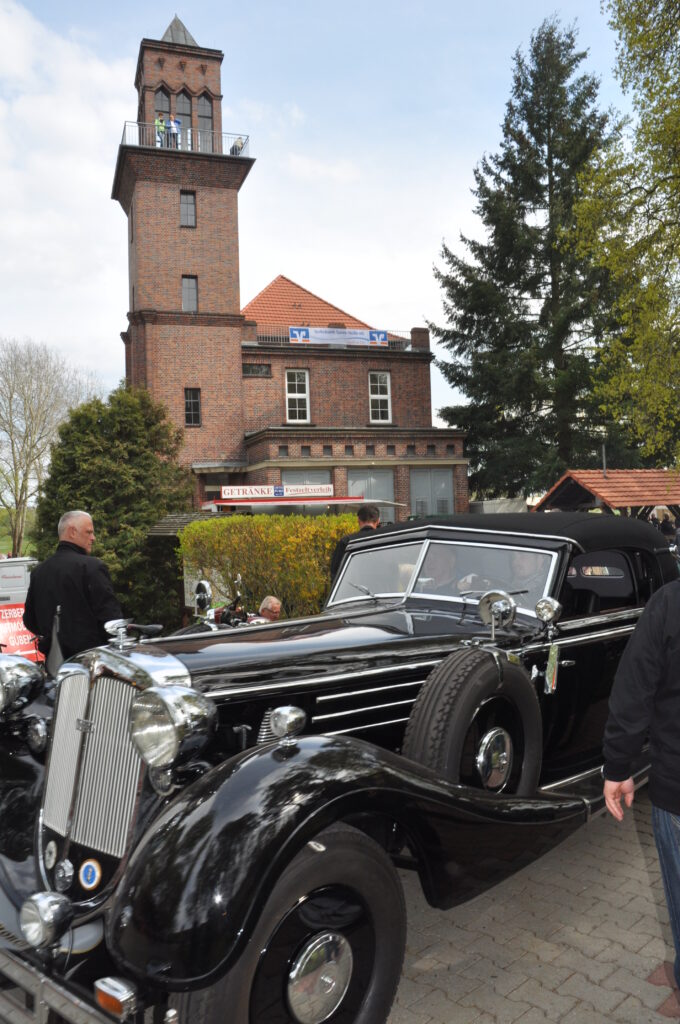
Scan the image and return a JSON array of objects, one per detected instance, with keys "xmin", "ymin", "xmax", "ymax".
[
  {"xmin": 259, "ymin": 595, "xmax": 281, "ymax": 614},
  {"xmin": 57, "ymin": 510, "xmax": 91, "ymax": 538}
]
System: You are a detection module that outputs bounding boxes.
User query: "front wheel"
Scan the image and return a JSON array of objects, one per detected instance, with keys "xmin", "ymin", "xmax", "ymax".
[{"xmin": 172, "ymin": 823, "xmax": 406, "ymax": 1024}]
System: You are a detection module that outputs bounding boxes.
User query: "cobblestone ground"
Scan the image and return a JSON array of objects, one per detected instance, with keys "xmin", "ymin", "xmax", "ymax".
[{"xmin": 388, "ymin": 789, "xmax": 680, "ymax": 1024}]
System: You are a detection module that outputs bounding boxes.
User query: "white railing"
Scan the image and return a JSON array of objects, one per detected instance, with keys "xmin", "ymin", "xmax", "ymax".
[{"xmin": 121, "ymin": 122, "xmax": 250, "ymax": 157}]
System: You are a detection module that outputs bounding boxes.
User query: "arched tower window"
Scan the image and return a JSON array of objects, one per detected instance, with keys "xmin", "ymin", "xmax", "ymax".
[
  {"xmin": 177, "ymin": 91, "xmax": 191, "ymax": 149},
  {"xmin": 197, "ymin": 94, "xmax": 213, "ymax": 152},
  {"xmin": 155, "ymin": 88, "xmax": 170, "ymax": 116}
]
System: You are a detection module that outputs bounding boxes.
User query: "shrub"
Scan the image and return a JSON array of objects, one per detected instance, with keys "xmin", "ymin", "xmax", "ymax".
[{"xmin": 178, "ymin": 514, "xmax": 357, "ymax": 618}]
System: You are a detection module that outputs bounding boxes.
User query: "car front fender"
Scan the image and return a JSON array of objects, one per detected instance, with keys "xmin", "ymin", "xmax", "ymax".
[{"xmin": 107, "ymin": 734, "xmax": 586, "ymax": 989}]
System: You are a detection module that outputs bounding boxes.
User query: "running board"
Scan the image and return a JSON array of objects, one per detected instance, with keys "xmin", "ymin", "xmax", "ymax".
[{"xmin": 538, "ymin": 755, "xmax": 650, "ymax": 820}]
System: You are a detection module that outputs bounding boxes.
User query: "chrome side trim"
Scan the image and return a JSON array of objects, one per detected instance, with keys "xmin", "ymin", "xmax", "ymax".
[
  {"xmin": 539, "ymin": 765, "xmax": 602, "ymax": 793},
  {"xmin": 316, "ymin": 679, "xmax": 427, "ymax": 702},
  {"xmin": 208, "ymin": 659, "xmax": 440, "ymax": 699},
  {"xmin": 313, "ymin": 698, "xmax": 417, "ymax": 722},
  {"xmin": 0, "ymin": 948, "xmax": 114, "ymax": 1024},
  {"xmin": 515, "ymin": 623, "xmax": 635, "ymax": 656},
  {"xmin": 325, "ymin": 716, "xmax": 410, "ymax": 735},
  {"xmin": 558, "ymin": 607, "xmax": 642, "ymax": 631}
]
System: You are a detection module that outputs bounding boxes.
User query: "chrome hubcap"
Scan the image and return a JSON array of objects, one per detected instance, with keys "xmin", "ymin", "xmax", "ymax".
[
  {"xmin": 475, "ymin": 727, "xmax": 513, "ymax": 790},
  {"xmin": 287, "ymin": 930, "xmax": 353, "ymax": 1023}
]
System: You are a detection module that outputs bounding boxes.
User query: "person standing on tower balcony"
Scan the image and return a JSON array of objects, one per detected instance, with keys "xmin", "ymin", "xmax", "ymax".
[
  {"xmin": 167, "ymin": 114, "xmax": 181, "ymax": 149},
  {"xmin": 155, "ymin": 112, "xmax": 165, "ymax": 147}
]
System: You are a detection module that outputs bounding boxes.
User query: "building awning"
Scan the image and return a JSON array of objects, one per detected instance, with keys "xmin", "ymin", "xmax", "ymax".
[{"xmin": 202, "ymin": 495, "xmax": 406, "ymax": 510}]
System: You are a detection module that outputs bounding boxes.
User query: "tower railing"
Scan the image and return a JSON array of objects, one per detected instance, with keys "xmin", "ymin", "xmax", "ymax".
[{"xmin": 120, "ymin": 122, "xmax": 250, "ymax": 157}]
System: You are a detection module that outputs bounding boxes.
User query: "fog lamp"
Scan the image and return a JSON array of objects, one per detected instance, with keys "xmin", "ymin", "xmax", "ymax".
[
  {"xmin": 19, "ymin": 892, "xmax": 72, "ymax": 948},
  {"xmin": 94, "ymin": 977, "xmax": 137, "ymax": 1020},
  {"xmin": 129, "ymin": 686, "xmax": 215, "ymax": 768}
]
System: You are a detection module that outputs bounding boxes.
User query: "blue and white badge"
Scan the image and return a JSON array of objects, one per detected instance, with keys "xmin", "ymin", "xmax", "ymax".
[{"xmin": 79, "ymin": 859, "xmax": 102, "ymax": 891}]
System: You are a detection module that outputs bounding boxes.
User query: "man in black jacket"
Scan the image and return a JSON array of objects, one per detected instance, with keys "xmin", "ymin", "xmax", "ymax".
[
  {"xmin": 23, "ymin": 510, "xmax": 122, "ymax": 661},
  {"xmin": 603, "ymin": 580, "xmax": 680, "ymax": 989},
  {"xmin": 330, "ymin": 504, "xmax": 381, "ymax": 583}
]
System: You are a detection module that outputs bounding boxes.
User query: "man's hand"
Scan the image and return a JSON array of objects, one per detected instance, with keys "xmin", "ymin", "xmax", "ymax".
[{"xmin": 603, "ymin": 777, "xmax": 635, "ymax": 821}]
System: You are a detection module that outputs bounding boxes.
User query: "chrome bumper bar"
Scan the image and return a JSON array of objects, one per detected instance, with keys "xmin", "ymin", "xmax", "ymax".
[{"xmin": 0, "ymin": 948, "xmax": 113, "ymax": 1024}]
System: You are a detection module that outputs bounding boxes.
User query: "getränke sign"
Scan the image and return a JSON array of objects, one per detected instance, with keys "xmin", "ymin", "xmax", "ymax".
[{"xmin": 220, "ymin": 484, "xmax": 334, "ymax": 499}]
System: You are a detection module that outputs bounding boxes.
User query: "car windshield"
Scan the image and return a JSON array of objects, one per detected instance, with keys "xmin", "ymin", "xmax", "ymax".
[{"xmin": 330, "ymin": 539, "xmax": 555, "ymax": 614}]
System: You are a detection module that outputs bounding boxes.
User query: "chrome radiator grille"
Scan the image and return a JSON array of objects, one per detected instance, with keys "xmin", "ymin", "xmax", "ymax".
[{"xmin": 43, "ymin": 673, "xmax": 143, "ymax": 858}]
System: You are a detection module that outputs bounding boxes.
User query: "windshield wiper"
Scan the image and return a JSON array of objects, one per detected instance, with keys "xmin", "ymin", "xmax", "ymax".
[{"xmin": 348, "ymin": 581, "xmax": 375, "ymax": 598}]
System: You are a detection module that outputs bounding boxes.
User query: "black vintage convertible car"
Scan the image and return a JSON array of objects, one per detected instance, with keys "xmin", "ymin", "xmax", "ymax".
[{"xmin": 0, "ymin": 512, "xmax": 675, "ymax": 1024}]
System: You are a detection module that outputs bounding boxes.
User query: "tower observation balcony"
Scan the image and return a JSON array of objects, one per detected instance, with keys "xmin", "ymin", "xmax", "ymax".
[{"xmin": 120, "ymin": 121, "xmax": 251, "ymax": 157}]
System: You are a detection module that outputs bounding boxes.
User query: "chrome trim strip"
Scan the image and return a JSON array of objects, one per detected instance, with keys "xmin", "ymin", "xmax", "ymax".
[
  {"xmin": 61, "ymin": 645, "xmax": 191, "ymax": 691},
  {"xmin": 539, "ymin": 765, "xmax": 602, "ymax": 792},
  {"xmin": 515, "ymin": 623, "xmax": 635, "ymax": 656},
  {"xmin": 316, "ymin": 679, "xmax": 427, "ymax": 702},
  {"xmin": 325, "ymin": 716, "xmax": 410, "ymax": 735},
  {"xmin": 208, "ymin": 659, "xmax": 440, "ymax": 699},
  {"xmin": 313, "ymin": 697, "xmax": 417, "ymax": 722},
  {"xmin": 558, "ymin": 607, "xmax": 642, "ymax": 631}
]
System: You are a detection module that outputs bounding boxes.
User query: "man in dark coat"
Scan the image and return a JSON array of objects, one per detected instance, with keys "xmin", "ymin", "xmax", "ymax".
[
  {"xmin": 23, "ymin": 510, "xmax": 122, "ymax": 661},
  {"xmin": 330, "ymin": 503, "xmax": 381, "ymax": 582}
]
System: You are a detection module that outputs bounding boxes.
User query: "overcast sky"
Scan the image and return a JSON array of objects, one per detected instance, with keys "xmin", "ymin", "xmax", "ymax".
[{"xmin": 1, "ymin": 1, "xmax": 626, "ymax": 421}]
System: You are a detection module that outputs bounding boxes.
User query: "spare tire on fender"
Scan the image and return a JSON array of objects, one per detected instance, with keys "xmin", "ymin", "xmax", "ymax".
[{"xmin": 402, "ymin": 647, "xmax": 542, "ymax": 796}]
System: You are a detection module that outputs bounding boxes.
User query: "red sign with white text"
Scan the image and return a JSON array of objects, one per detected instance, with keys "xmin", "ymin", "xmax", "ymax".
[{"xmin": 0, "ymin": 604, "xmax": 42, "ymax": 661}]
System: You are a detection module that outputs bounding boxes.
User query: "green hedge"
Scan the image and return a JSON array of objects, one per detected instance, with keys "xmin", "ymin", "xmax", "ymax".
[{"xmin": 178, "ymin": 513, "xmax": 357, "ymax": 619}]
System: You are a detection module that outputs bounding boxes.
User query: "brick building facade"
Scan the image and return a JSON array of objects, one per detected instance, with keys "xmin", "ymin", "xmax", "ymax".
[{"xmin": 112, "ymin": 18, "xmax": 469, "ymax": 521}]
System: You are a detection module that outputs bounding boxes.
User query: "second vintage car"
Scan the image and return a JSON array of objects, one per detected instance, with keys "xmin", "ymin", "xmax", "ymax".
[{"xmin": 0, "ymin": 512, "xmax": 675, "ymax": 1024}]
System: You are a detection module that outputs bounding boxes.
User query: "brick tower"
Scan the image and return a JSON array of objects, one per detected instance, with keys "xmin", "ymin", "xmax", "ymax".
[{"xmin": 111, "ymin": 17, "xmax": 254, "ymax": 487}]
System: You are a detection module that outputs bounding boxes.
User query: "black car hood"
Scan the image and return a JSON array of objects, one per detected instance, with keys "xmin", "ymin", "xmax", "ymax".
[{"xmin": 153, "ymin": 601, "xmax": 541, "ymax": 683}]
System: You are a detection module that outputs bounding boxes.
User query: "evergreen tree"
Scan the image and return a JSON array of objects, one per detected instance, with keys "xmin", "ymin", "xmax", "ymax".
[
  {"xmin": 433, "ymin": 19, "xmax": 636, "ymax": 497},
  {"xmin": 32, "ymin": 386, "xmax": 194, "ymax": 627}
]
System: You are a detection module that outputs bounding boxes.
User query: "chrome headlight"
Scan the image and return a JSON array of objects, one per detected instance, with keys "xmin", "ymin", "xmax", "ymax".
[
  {"xmin": 535, "ymin": 597, "xmax": 562, "ymax": 624},
  {"xmin": 0, "ymin": 655, "xmax": 43, "ymax": 713},
  {"xmin": 129, "ymin": 686, "xmax": 216, "ymax": 768},
  {"xmin": 20, "ymin": 892, "xmax": 73, "ymax": 948}
]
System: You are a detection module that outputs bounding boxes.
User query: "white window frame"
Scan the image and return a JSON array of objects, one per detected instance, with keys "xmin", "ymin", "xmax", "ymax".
[
  {"xmin": 286, "ymin": 369, "xmax": 310, "ymax": 423},
  {"xmin": 369, "ymin": 371, "xmax": 391, "ymax": 423}
]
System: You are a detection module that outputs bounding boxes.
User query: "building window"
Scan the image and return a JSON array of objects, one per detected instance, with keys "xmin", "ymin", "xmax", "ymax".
[
  {"xmin": 286, "ymin": 370, "xmax": 309, "ymax": 422},
  {"xmin": 427, "ymin": 444, "xmax": 436, "ymax": 456},
  {"xmin": 323, "ymin": 444, "xmax": 332, "ymax": 456},
  {"xmin": 345, "ymin": 445, "xmax": 354, "ymax": 456},
  {"xmin": 155, "ymin": 88, "xmax": 170, "ymax": 115},
  {"xmin": 366, "ymin": 444, "xmax": 375, "ymax": 456},
  {"xmin": 243, "ymin": 363, "xmax": 272, "ymax": 377},
  {"xmin": 198, "ymin": 93, "xmax": 213, "ymax": 152},
  {"xmin": 182, "ymin": 276, "xmax": 198, "ymax": 312},
  {"xmin": 301, "ymin": 445, "xmax": 311, "ymax": 457},
  {"xmin": 278, "ymin": 445, "xmax": 289, "ymax": 457},
  {"xmin": 184, "ymin": 388, "xmax": 201, "ymax": 426},
  {"xmin": 387, "ymin": 444, "xmax": 395, "ymax": 456},
  {"xmin": 410, "ymin": 468, "xmax": 454, "ymax": 517},
  {"xmin": 406, "ymin": 444, "xmax": 416, "ymax": 456},
  {"xmin": 369, "ymin": 371, "xmax": 391, "ymax": 423},
  {"xmin": 446, "ymin": 444, "xmax": 457, "ymax": 456},
  {"xmin": 180, "ymin": 191, "xmax": 196, "ymax": 227},
  {"xmin": 348, "ymin": 468, "xmax": 396, "ymax": 525}
]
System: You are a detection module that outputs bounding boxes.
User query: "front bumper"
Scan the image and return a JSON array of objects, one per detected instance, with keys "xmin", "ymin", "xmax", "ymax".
[{"xmin": 0, "ymin": 948, "xmax": 113, "ymax": 1024}]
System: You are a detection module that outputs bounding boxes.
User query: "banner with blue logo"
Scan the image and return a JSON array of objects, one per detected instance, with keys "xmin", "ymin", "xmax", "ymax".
[{"xmin": 289, "ymin": 327, "xmax": 388, "ymax": 347}]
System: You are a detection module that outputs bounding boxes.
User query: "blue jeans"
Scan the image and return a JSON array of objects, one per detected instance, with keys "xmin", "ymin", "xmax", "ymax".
[{"xmin": 652, "ymin": 804, "xmax": 680, "ymax": 988}]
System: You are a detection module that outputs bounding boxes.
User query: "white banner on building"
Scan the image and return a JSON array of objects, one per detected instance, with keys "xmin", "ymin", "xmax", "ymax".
[
  {"xmin": 289, "ymin": 326, "xmax": 388, "ymax": 347},
  {"xmin": 221, "ymin": 484, "xmax": 334, "ymax": 499}
]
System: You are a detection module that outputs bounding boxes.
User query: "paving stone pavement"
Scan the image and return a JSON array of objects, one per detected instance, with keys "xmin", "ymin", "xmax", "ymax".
[{"xmin": 388, "ymin": 788, "xmax": 680, "ymax": 1024}]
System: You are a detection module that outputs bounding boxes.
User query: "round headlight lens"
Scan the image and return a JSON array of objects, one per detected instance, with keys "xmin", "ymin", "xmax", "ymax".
[
  {"xmin": 129, "ymin": 691, "xmax": 179, "ymax": 767},
  {"xmin": 535, "ymin": 597, "xmax": 562, "ymax": 623},
  {"xmin": 129, "ymin": 686, "xmax": 216, "ymax": 768},
  {"xmin": 19, "ymin": 892, "xmax": 72, "ymax": 948}
]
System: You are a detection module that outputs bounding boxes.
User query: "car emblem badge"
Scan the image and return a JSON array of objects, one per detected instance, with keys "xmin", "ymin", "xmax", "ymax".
[
  {"xmin": 79, "ymin": 859, "xmax": 102, "ymax": 891},
  {"xmin": 44, "ymin": 840, "xmax": 58, "ymax": 870}
]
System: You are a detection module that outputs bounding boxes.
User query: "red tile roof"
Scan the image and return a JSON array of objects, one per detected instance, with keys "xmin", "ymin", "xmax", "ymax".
[
  {"xmin": 241, "ymin": 275, "xmax": 373, "ymax": 329},
  {"xmin": 536, "ymin": 469, "xmax": 680, "ymax": 510}
]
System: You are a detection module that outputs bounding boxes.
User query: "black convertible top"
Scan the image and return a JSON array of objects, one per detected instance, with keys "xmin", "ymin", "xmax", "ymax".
[{"xmin": 357, "ymin": 511, "xmax": 668, "ymax": 555}]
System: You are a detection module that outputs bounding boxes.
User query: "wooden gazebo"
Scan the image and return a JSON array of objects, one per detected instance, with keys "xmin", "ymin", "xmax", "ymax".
[{"xmin": 534, "ymin": 469, "xmax": 680, "ymax": 519}]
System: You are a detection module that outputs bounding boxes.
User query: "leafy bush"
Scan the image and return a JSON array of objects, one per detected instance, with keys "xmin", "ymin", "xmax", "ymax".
[{"xmin": 178, "ymin": 514, "xmax": 357, "ymax": 618}]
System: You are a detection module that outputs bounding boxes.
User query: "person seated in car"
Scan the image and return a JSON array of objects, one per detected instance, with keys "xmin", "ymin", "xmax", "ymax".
[{"xmin": 509, "ymin": 550, "xmax": 547, "ymax": 606}]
